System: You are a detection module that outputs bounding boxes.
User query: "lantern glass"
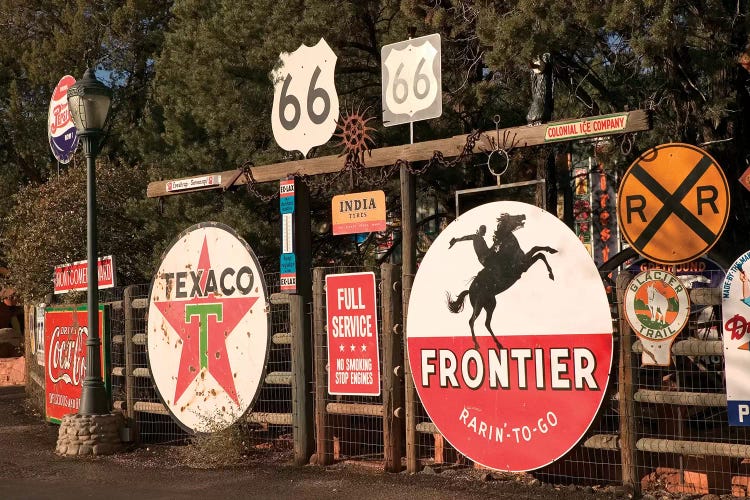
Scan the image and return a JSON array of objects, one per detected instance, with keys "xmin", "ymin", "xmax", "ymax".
[{"xmin": 66, "ymin": 69, "xmax": 112, "ymax": 132}]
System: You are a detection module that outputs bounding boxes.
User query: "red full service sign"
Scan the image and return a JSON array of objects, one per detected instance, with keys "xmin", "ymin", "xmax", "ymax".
[
  {"xmin": 326, "ymin": 272, "xmax": 380, "ymax": 396},
  {"xmin": 407, "ymin": 201, "xmax": 613, "ymax": 472},
  {"xmin": 44, "ymin": 306, "xmax": 109, "ymax": 423}
]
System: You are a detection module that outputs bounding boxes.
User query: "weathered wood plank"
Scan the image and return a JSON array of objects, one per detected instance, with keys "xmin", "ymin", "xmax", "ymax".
[{"xmin": 147, "ymin": 110, "xmax": 650, "ymax": 198}]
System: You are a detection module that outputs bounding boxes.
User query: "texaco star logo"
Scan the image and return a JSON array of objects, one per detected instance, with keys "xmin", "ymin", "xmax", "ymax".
[{"xmin": 147, "ymin": 223, "xmax": 269, "ymax": 433}]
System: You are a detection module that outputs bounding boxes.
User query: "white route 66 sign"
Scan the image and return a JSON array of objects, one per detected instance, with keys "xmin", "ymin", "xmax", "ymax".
[
  {"xmin": 381, "ymin": 33, "xmax": 442, "ymax": 127},
  {"xmin": 271, "ymin": 38, "xmax": 340, "ymax": 157}
]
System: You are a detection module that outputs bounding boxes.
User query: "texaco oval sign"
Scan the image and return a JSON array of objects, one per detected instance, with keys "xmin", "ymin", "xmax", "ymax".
[
  {"xmin": 407, "ymin": 201, "xmax": 613, "ymax": 472},
  {"xmin": 147, "ymin": 222, "xmax": 269, "ymax": 433}
]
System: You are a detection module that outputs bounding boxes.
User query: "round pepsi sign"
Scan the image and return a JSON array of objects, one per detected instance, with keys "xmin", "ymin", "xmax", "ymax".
[{"xmin": 48, "ymin": 75, "xmax": 79, "ymax": 164}]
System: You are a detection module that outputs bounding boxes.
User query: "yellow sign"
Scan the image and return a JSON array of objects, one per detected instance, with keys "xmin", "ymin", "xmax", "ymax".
[
  {"xmin": 544, "ymin": 113, "xmax": 628, "ymax": 142},
  {"xmin": 332, "ymin": 191, "xmax": 387, "ymax": 235},
  {"xmin": 617, "ymin": 143, "xmax": 730, "ymax": 264}
]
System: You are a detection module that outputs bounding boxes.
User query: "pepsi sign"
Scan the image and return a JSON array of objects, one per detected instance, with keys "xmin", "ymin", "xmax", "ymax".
[{"xmin": 48, "ymin": 75, "xmax": 79, "ymax": 164}]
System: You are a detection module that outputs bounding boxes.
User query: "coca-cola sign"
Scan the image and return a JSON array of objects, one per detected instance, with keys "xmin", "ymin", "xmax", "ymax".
[{"xmin": 44, "ymin": 306, "xmax": 110, "ymax": 423}]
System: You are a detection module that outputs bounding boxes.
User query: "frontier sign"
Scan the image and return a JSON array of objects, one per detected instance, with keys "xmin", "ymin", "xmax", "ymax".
[
  {"xmin": 407, "ymin": 201, "xmax": 613, "ymax": 472},
  {"xmin": 147, "ymin": 223, "xmax": 269, "ymax": 433}
]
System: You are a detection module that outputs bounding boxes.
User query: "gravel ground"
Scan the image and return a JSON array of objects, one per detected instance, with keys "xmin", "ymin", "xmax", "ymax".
[{"xmin": 0, "ymin": 386, "xmax": 664, "ymax": 499}]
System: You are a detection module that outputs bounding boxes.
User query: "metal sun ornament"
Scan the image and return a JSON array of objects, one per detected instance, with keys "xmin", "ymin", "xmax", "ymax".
[{"xmin": 334, "ymin": 103, "xmax": 376, "ymax": 162}]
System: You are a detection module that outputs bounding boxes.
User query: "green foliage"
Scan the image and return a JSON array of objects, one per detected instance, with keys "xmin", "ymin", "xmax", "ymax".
[{"xmin": 2, "ymin": 159, "xmax": 155, "ymax": 301}]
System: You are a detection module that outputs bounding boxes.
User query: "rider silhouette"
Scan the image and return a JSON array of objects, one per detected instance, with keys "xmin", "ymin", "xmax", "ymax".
[{"xmin": 449, "ymin": 225, "xmax": 490, "ymax": 265}]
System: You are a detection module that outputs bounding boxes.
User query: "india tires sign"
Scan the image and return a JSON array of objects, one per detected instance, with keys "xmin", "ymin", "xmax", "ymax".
[
  {"xmin": 147, "ymin": 222, "xmax": 269, "ymax": 433},
  {"xmin": 407, "ymin": 201, "xmax": 613, "ymax": 471}
]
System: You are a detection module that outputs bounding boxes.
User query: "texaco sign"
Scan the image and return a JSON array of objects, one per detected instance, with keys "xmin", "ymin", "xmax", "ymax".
[
  {"xmin": 147, "ymin": 222, "xmax": 269, "ymax": 433},
  {"xmin": 407, "ymin": 201, "xmax": 613, "ymax": 472}
]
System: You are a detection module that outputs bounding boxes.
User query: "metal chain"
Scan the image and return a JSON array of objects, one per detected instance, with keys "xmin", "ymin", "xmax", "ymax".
[{"xmin": 240, "ymin": 129, "xmax": 484, "ymax": 201}]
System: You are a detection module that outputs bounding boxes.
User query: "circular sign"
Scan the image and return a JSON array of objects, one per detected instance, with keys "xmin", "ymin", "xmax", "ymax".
[
  {"xmin": 147, "ymin": 222, "xmax": 269, "ymax": 433},
  {"xmin": 47, "ymin": 75, "xmax": 79, "ymax": 164},
  {"xmin": 624, "ymin": 270, "xmax": 690, "ymax": 343},
  {"xmin": 407, "ymin": 201, "xmax": 613, "ymax": 472},
  {"xmin": 617, "ymin": 143, "xmax": 729, "ymax": 265}
]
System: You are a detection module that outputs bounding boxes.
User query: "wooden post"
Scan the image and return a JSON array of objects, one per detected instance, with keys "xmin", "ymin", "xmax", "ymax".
[
  {"xmin": 616, "ymin": 271, "xmax": 640, "ymax": 495},
  {"xmin": 290, "ymin": 294, "xmax": 313, "ymax": 465},
  {"xmin": 312, "ymin": 267, "xmax": 333, "ymax": 465},
  {"xmin": 123, "ymin": 285, "xmax": 135, "ymax": 423},
  {"xmin": 401, "ymin": 165, "xmax": 419, "ymax": 473},
  {"xmin": 382, "ymin": 263, "xmax": 404, "ymax": 472}
]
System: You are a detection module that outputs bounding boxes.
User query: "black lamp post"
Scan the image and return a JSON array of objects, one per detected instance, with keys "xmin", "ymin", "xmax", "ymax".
[{"xmin": 67, "ymin": 69, "xmax": 112, "ymax": 416}]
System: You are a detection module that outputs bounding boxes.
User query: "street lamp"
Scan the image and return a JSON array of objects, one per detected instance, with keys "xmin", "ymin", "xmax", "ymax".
[{"xmin": 67, "ymin": 68, "xmax": 112, "ymax": 416}]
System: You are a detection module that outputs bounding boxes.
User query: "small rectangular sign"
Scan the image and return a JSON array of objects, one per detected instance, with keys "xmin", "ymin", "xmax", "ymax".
[
  {"xmin": 280, "ymin": 179, "xmax": 295, "ymax": 214},
  {"xmin": 280, "ymin": 253, "xmax": 297, "ymax": 293},
  {"xmin": 332, "ymin": 190, "xmax": 387, "ymax": 236},
  {"xmin": 53, "ymin": 255, "xmax": 116, "ymax": 294},
  {"xmin": 166, "ymin": 175, "xmax": 221, "ymax": 192},
  {"xmin": 44, "ymin": 305, "xmax": 109, "ymax": 423},
  {"xmin": 544, "ymin": 113, "xmax": 628, "ymax": 143},
  {"xmin": 326, "ymin": 272, "xmax": 380, "ymax": 396}
]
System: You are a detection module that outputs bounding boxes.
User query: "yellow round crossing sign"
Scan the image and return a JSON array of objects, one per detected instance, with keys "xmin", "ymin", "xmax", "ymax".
[{"xmin": 617, "ymin": 143, "xmax": 730, "ymax": 264}]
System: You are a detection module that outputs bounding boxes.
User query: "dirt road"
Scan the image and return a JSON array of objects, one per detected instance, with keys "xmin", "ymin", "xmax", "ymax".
[{"xmin": 0, "ymin": 386, "xmax": 625, "ymax": 499}]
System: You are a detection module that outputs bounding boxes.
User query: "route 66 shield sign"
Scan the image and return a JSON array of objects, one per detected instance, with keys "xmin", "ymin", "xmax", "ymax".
[
  {"xmin": 381, "ymin": 33, "xmax": 442, "ymax": 127},
  {"xmin": 271, "ymin": 38, "xmax": 339, "ymax": 157}
]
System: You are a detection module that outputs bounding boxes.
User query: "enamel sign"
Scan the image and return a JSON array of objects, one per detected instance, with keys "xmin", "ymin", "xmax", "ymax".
[
  {"xmin": 407, "ymin": 201, "xmax": 613, "ymax": 472},
  {"xmin": 332, "ymin": 190, "xmax": 387, "ymax": 235},
  {"xmin": 722, "ymin": 251, "xmax": 750, "ymax": 425},
  {"xmin": 45, "ymin": 305, "xmax": 109, "ymax": 423},
  {"xmin": 624, "ymin": 270, "xmax": 690, "ymax": 366},
  {"xmin": 48, "ymin": 75, "xmax": 79, "ymax": 164},
  {"xmin": 271, "ymin": 38, "xmax": 339, "ymax": 157},
  {"xmin": 147, "ymin": 222, "xmax": 269, "ymax": 433},
  {"xmin": 326, "ymin": 272, "xmax": 380, "ymax": 395},
  {"xmin": 617, "ymin": 143, "xmax": 730, "ymax": 264},
  {"xmin": 381, "ymin": 34, "xmax": 442, "ymax": 126}
]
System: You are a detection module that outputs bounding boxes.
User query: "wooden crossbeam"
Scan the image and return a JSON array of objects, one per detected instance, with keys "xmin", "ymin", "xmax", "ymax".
[{"xmin": 146, "ymin": 109, "xmax": 650, "ymax": 198}]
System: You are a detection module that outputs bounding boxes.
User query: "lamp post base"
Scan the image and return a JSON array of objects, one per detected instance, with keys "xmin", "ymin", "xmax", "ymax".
[{"xmin": 55, "ymin": 412, "xmax": 126, "ymax": 456}]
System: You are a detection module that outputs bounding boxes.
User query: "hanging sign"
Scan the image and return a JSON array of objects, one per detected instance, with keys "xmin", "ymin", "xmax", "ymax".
[
  {"xmin": 271, "ymin": 38, "xmax": 339, "ymax": 157},
  {"xmin": 381, "ymin": 33, "xmax": 442, "ymax": 127},
  {"xmin": 48, "ymin": 75, "xmax": 79, "ymax": 164},
  {"xmin": 44, "ymin": 305, "xmax": 109, "ymax": 423},
  {"xmin": 722, "ymin": 251, "xmax": 750, "ymax": 425},
  {"xmin": 407, "ymin": 201, "xmax": 613, "ymax": 472},
  {"xmin": 53, "ymin": 255, "xmax": 116, "ymax": 294},
  {"xmin": 624, "ymin": 270, "xmax": 691, "ymax": 366},
  {"xmin": 326, "ymin": 272, "xmax": 380, "ymax": 395},
  {"xmin": 617, "ymin": 143, "xmax": 730, "ymax": 264},
  {"xmin": 332, "ymin": 190, "xmax": 387, "ymax": 235},
  {"xmin": 166, "ymin": 175, "xmax": 221, "ymax": 193},
  {"xmin": 147, "ymin": 222, "xmax": 269, "ymax": 433},
  {"xmin": 544, "ymin": 113, "xmax": 628, "ymax": 143}
]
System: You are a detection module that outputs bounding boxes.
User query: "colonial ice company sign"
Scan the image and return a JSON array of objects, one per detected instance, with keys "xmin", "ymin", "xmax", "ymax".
[
  {"xmin": 147, "ymin": 222, "xmax": 269, "ymax": 433},
  {"xmin": 624, "ymin": 270, "xmax": 690, "ymax": 367},
  {"xmin": 407, "ymin": 201, "xmax": 613, "ymax": 472}
]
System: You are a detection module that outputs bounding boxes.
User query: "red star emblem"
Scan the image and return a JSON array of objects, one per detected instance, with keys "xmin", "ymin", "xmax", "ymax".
[{"xmin": 154, "ymin": 237, "xmax": 258, "ymax": 405}]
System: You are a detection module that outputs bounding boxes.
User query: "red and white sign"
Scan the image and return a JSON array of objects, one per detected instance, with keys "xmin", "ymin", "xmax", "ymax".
[
  {"xmin": 407, "ymin": 201, "xmax": 613, "ymax": 472},
  {"xmin": 326, "ymin": 272, "xmax": 380, "ymax": 396},
  {"xmin": 44, "ymin": 306, "xmax": 108, "ymax": 423},
  {"xmin": 147, "ymin": 222, "xmax": 269, "ymax": 433},
  {"xmin": 53, "ymin": 255, "xmax": 116, "ymax": 294},
  {"xmin": 48, "ymin": 75, "xmax": 79, "ymax": 164},
  {"xmin": 165, "ymin": 175, "xmax": 221, "ymax": 193}
]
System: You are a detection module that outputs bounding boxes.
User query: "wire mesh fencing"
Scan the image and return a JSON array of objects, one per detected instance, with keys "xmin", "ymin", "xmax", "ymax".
[{"xmin": 312, "ymin": 265, "xmax": 392, "ymax": 466}]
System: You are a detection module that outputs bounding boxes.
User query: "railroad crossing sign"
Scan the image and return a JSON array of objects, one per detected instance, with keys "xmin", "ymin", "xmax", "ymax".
[{"xmin": 617, "ymin": 143, "xmax": 730, "ymax": 264}]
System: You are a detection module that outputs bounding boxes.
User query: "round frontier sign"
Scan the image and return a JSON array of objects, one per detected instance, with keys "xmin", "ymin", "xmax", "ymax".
[
  {"xmin": 407, "ymin": 201, "xmax": 613, "ymax": 471},
  {"xmin": 147, "ymin": 222, "xmax": 269, "ymax": 433}
]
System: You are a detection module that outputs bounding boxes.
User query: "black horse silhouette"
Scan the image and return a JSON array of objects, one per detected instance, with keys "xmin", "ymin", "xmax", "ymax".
[{"xmin": 446, "ymin": 213, "xmax": 557, "ymax": 350}]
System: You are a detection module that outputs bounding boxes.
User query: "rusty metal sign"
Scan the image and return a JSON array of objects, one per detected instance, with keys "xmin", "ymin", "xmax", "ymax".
[{"xmin": 147, "ymin": 222, "xmax": 269, "ymax": 433}]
